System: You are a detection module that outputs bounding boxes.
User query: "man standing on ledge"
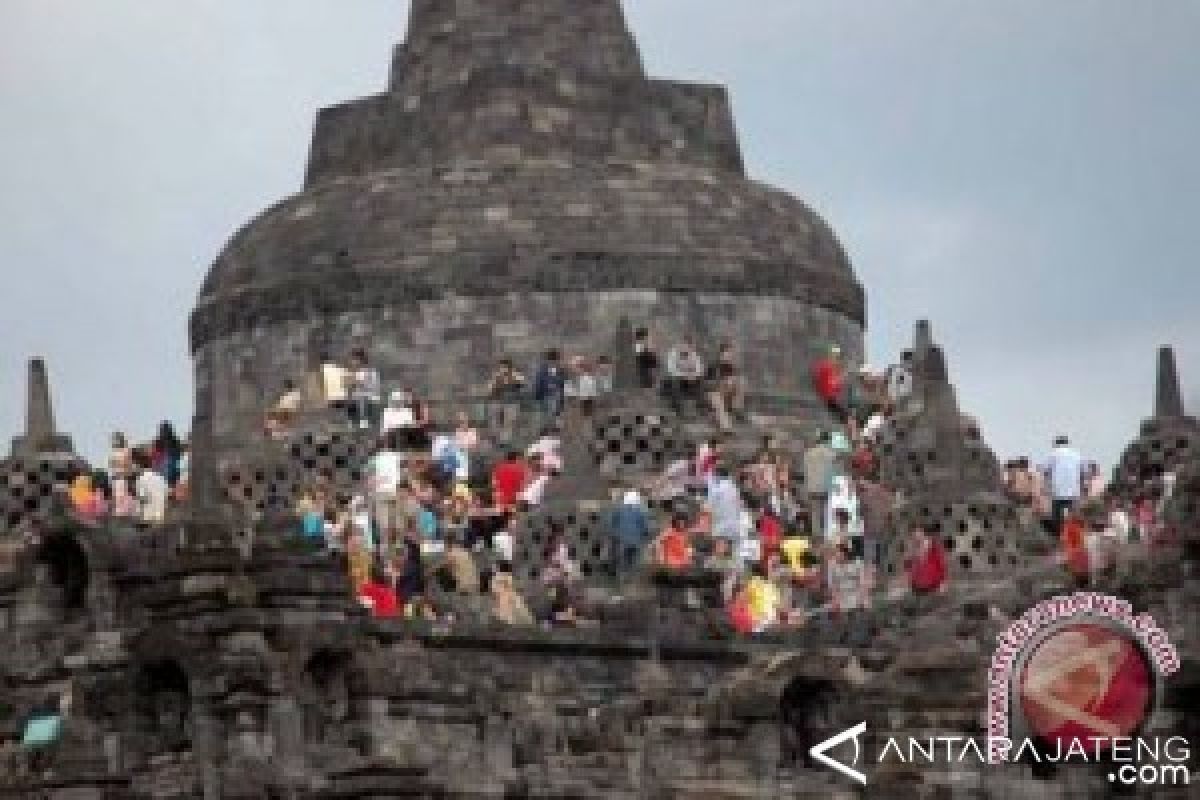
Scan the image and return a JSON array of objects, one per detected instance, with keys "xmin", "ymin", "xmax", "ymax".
[{"xmin": 1043, "ymin": 435, "xmax": 1083, "ymax": 535}]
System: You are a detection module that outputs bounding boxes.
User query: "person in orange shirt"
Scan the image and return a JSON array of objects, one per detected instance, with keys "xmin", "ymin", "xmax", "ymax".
[
  {"xmin": 654, "ymin": 514, "xmax": 694, "ymax": 570},
  {"xmin": 1060, "ymin": 511, "xmax": 1089, "ymax": 582}
]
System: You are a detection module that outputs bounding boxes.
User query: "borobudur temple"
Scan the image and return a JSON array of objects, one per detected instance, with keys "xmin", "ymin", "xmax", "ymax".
[{"xmin": 190, "ymin": 0, "xmax": 866, "ymax": 473}]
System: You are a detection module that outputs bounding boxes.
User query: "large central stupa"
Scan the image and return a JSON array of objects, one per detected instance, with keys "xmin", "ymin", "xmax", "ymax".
[{"xmin": 191, "ymin": 0, "xmax": 865, "ymax": 460}]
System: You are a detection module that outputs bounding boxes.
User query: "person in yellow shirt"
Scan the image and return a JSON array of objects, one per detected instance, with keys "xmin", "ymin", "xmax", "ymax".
[
  {"xmin": 744, "ymin": 564, "xmax": 780, "ymax": 633},
  {"xmin": 779, "ymin": 535, "xmax": 812, "ymax": 581}
]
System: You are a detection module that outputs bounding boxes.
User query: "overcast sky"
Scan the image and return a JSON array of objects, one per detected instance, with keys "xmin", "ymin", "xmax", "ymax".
[{"xmin": 2, "ymin": 0, "xmax": 1197, "ymax": 468}]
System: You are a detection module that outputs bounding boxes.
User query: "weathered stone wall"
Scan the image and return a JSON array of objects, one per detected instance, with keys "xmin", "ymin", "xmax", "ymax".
[{"xmin": 197, "ymin": 288, "xmax": 863, "ymax": 444}]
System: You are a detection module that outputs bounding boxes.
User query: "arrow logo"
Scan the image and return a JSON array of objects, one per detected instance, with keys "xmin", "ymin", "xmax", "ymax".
[{"xmin": 809, "ymin": 721, "xmax": 868, "ymax": 785}]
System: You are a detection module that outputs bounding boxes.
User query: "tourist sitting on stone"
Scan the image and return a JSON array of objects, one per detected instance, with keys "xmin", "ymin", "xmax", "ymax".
[
  {"xmin": 532, "ymin": 349, "xmax": 568, "ymax": 421},
  {"xmin": 320, "ymin": 352, "xmax": 349, "ymax": 409},
  {"xmin": 634, "ymin": 326, "xmax": 659, "ymax": 389},
  {"xmin": 358, "ymin": 564, "xmax": 400, "ymax": 618},
  {"xmin": 606, "ymin": 489, "xmax": 652, "ymax": 578},
  {"xmin": 395, "ymin": 529, "xmax": 426, "ymax": 615},
  {"xmin": 727, "ymin": 577, "xmax": 755, "ymax": 635},
  {"xmin": 346, "ymin": 522, "xmax": 373, "ymax": 592},
  {"xmin": 540, "ymin": 529, "xmax": 579, "ymax": 585},
  {"xmin": 707, "ymin": 341, "xmax": 743, "ymax": 431},
  {"xmin": 573, "ymin": 357, "xmax": 600, "ymax": 418},
  {"xmin": 384, "ymin": 389, "xmax": 431, "ymax": 450},
  {"xmin": 265, "ymin": 379, "xmax": 302, "ymax": 439},
  {"xmin": 345, "ymin": 349, "xmax": 382, "ymax": 430},
  {"xmin": 454, "ymin": 411, "xmax": 480, "ymax": 454},
  {"xmin": 18, "ymin": 696, "xmax": 63, "ymax": 775},
  {"xmin": 297, "ymin": 488, "xmax": 327, "ymax": 544},
  {"xmin": 745, "ymin": 562, "xmax": 781, "ymax": 633},
  {"xmin": 490, "ymin": 570, "xmax": 533, "ymax": 626},
  {"xmin": 664, "ymin": 338, "xmax": 706, "ymax": 416},
  {"xmin": 438, "ymin": 533, "xmax": 481, "ymax": 594},
  {"xmin": 488, "ymin": 358, "xmax": 527, "ymax": 400},
  {"xmin": 652, "ymin": 514, "xmax": 694, "ymax": 571},
  {"xmin": 906, "ymin": 527, "xmax": 947, "ymax": 595},
  {"xmin": 825, "ymin": 537, "xmax": 868, "ymax": 615},
  {"xmin": 545, "ymin": 583, "xmax": 584, "ymax": 628},
  {"xmin": 431, "ymin": 427, "xmax": 468, "ymax": 488},
  {"xmin": 595, "ymin": 355, "xmax": 615, "ymax": 396}
]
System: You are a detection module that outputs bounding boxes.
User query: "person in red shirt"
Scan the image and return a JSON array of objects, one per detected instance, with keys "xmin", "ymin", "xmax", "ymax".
[
  {"xmin": 654, "ymin": 514, "xmax": 694, "ymax": 570},
  {"xmin": 491, "ymin": 451, "xmax": 529, "ymax": 511},
  {"xmin": 907, "ymin": 527, "xmax": 947, "ymax": 594},
  {"xmin": 358, "ymin": 566, "xmax": 400, "ymax": 618},
  {"xmin": 811, "ymin": 345, "xmax": 846, "ymax": 418},
  {"xmin": 756, "ymin": 509, "xmax": 783, "ymax": 567}
]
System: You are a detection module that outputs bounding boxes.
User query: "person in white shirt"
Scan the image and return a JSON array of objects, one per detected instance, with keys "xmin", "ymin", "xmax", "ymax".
[
  {"xmin": 574, "ymin": 359, "xmax": 600, "ymax": 417},
  {"xmin": 526, "ymin": 430, "xmax": 563, "ymax": 474},
  {"xmin": 708, "ymin": 467, "xmax": 744, "ymax": 548},
  {"xmin": 382, "ymin": 391, "xmax": 417, "ymax": 433},
  {"xmin": 135, "ymin": 458, "xmax": 169, "ymax": 525},
  {"xmin": 347, "ymin": 349, "xmax": 382, "ymax": 430},
  {"xmin": 367, "ymin": 438, "xmax": 405, "ymax": 537},
  {"xmin": 1042, "ymin": 435, "xmax": 1083, "ymax": 533},
  {"xmin": 519, "ymin": 462, "xmax": 550, "ymax": 509}
]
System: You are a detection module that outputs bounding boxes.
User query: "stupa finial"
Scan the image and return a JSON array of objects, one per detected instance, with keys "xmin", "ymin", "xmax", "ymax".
[
  {"xmin": 1155, "ymin": 346, "xmax": 1185, "ymax": 418},
  {"xmin": 11, "ymin": 358, "xmax": 73, "ymax": 456}
]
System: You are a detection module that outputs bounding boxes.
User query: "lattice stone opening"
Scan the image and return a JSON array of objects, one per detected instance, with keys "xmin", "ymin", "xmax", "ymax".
[
  {"xmin": 589, "ymin": 411, "xmax": 682, "ymax": 478},
  {"xmin": 513, "ymin": 507, "xmax": 615, "ymax": 585},
  {"xmin": 221, "ymin": 428, "xmax": 373, "ymax": 513},
  {"xmin": 881, "ymin": 496, "xmax": 1027, "ymax": 580},
  {"xmin": 0, "ymin": 455, "xmax": 89, "ymax": 534}
]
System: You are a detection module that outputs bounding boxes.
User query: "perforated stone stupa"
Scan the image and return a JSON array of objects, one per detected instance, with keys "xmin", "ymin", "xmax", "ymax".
[
  {"xmin": 1113, "ymin": 346, "xmax": 1200, "ymax": 497},
  {"xmin": 0, "ymin": 360, "xmax": 87, "ymax": 533},
  {"xmin": 191, "ymin": 0, "xmax": 865, "ymax": 476}
]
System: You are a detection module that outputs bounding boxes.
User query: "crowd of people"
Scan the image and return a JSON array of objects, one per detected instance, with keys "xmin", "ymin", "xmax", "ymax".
[
  {"xmin": 59, "ymin": 423, "xmax": 188, "ymax": 527},
  {"xmin": 43, "ymin": 335, "xmax": 1181, "ymax": 636}
]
